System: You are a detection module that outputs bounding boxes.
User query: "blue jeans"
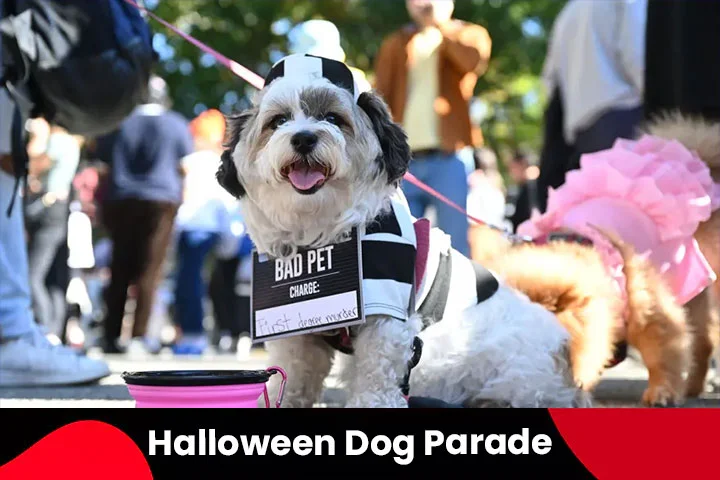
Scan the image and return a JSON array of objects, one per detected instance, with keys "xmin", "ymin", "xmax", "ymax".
[
  {"xmin": 401, "ymin": 152, "xmax": 470, "ymax": 256},
  {"xmin": 173, "ymin": 230, "xmax": 219, "ymax": 335},
  {"xmin": 0, "ymin": 170, "xmax": 36, "ymax": 339}
]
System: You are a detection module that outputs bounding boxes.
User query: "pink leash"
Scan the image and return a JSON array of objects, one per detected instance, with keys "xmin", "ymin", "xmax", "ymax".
[
  {"xmin": 125, "ymin": 0, "xmax": 512, "ymax": 233},
  {"xmin": 125, "ymin": 0, "xmax": 265, "ymax": 89},
  {"xmin": 403, "ymin": 172, "xmax": 500, "ymax": 229}
]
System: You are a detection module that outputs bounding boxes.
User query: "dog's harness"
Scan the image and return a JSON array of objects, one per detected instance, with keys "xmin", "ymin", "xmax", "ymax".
[
  {"xmin": 533, "ymin": 231, "xmax": 628, "ymax": 368},
  {"xmin": 321, "ymin": 205, "xmax": 500, "ymax": 397}
]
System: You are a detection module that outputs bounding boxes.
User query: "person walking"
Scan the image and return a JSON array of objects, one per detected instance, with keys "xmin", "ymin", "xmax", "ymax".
[
  {"xmin": 93, "ymin": 75, "xmax": 194, "ymax": 354},
  {"xmin": 0, "ymin": 0, "xmax": 109, "ymax": 386},
  {"xmin": 529, "ymin": 0, "xmax": 647, "ymax": 223},
  {"xmin": 505, "ymin": 151, "xmax": 540, "ymax": 232},
  {"xmin": 24, "ymin": 119, "xmax": 83, "ymax": 341},
  {"xmin": 208, "ymin": 230, "xmax": 255, "ymax": 358},
  {"xmin": 373, "ymin": 0, "xmax": 492, "ymax": 256},
  {"xmin": 171, "ymin": 109, "xmax": 240, "ymax": 355}
]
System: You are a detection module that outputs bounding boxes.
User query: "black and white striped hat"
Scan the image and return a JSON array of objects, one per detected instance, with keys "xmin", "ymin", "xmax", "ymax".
[{"xmin": 264, "ymin": 53, "xmax": 365, "ymax": 102}]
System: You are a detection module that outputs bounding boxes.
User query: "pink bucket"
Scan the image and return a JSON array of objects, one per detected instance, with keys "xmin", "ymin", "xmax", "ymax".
[{"xmin": 121, "ymin": 367, "xmax": 287, "ymax": 408}]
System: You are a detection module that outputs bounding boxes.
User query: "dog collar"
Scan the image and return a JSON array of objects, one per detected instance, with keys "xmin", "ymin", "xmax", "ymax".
[
  {"xmin": 534, "ymin": 231, "xmax": 594, "ymax": 246},
  {"xmin": 264, "ymin": 53, "xmax": 368, "ymax": 103}
]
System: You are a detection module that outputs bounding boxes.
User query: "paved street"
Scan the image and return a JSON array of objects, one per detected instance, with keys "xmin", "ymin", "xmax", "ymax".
[{"xmin": 1, "ymin": 348, "xmax": 718, "ymax": 408}]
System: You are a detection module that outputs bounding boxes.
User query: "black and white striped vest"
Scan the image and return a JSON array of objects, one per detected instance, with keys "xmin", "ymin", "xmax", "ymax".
[
  {"xmin": 323, "ymin": 189, "xmax": 500, "ymax": 354},
  {"xmin": 361, "ymin": 189, "xmax": 499, "ymax": 327}
]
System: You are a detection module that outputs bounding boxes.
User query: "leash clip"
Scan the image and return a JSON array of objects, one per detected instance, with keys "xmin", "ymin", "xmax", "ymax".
[{"xmin": 400, "ymin": 336, "xmax": 424, "ymax": 397}]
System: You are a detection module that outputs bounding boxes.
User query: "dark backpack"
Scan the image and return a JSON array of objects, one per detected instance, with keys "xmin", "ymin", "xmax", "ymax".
[{"xmin": 1, "ymin": 0, "xmax": 156, "ymax": 214}]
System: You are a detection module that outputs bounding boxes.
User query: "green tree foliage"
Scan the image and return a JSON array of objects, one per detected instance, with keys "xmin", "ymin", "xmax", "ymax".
[{"xmin": 147, "ymin": 0, "xmax": 564, "ymax": 157}]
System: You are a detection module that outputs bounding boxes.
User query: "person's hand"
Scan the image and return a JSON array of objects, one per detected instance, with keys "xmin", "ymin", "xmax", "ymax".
[
  {"xmin": 27, "ymin": 176, "xmax": 42, "ymax": 193},
  {"xmin": 26, "ymin": 118, "xmax": 50, "ymax": 156},
  {"xmin": 468, "ymin": 169, "xmax": 487, "ymax": 189}
]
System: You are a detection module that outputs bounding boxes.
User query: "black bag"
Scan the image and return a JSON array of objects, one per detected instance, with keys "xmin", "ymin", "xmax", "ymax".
[{"xmin": 1, "ymin": 0, "xmax": 156, "ymax": 214}]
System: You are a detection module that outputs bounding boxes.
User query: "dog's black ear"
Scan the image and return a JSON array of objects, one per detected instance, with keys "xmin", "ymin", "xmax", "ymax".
[
  {"xmin": 357, "ymin": 91, "xmax": 411, "ymax": 186},
  {"xmin": 217, "ymin": 150, "xmax": 245, "ymax": 198},
  {"xmin": 216, "ymin": 109, "xmax": 255, "ymax": 198}
]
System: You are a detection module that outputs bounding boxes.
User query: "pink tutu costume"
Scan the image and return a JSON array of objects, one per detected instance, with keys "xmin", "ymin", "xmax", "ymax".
[{"xmin": 518, "ymin": 135, "xmax": 720, "ymax": 312}]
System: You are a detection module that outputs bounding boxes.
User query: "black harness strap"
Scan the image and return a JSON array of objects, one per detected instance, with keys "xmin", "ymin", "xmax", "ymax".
[
  {"xmin": 416, "ymin": 254, "xmax": 499, "ymax": 329},
  {"xmin": 399, "ymin": 336, "xmax": 423, "ymax": 397},
  {"xmin": 417, "ymin": 251, "xmax": 452, "ymax": 329},
  {"xmin": 321, "ymin": 248, "xmax": 501, "ymax": 400}
]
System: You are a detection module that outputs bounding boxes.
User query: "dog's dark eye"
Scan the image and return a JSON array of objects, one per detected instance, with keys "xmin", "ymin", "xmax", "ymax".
[
  {"xmin": 269, "ymin": 114, "xmax": 289, "ymax": 130},
  {"xmin": 322, "ymin": 113, "xmax": 343, "ymax": 126}
]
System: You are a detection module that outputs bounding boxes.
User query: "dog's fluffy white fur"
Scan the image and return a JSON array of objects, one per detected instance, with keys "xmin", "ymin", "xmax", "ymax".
[{"xmin": 217, "ymin": 75, "xmax": 587, "ymax": 408}]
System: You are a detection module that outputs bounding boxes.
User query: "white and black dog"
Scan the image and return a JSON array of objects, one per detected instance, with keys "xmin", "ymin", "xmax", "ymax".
[{"xmin": 216, "ymin": 54, "xmax": 588, "ymax": 408}]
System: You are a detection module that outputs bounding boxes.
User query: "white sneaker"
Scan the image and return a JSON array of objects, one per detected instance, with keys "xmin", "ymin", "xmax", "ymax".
[
  {"xmin": 125, "ymin": 337, "xmax": 162, "ymax": 358},
  {"xmin": 125, "ymin": 338, "xmax": 148, "ymax": 359},
  {"xmin": 0, "ymin": 326, "xmax": 111, "ymax": 387},
  {"xmin": 236, "ymin": 336, "xmax": 253, "ymax": 361}
]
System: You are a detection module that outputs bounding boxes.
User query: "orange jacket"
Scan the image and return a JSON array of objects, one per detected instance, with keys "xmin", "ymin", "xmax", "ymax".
[{"xmin": 373, "ymin": 20, "xmax": 492, "ymax": 152}]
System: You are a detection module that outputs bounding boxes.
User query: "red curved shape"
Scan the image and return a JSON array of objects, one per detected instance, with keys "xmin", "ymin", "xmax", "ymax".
[
  {"xmin": 0, "ymin": 420, "xmax": 153, "ymax": 480},
  {"xmin": 550, "ymin": 409, "xmax": 720, "ymax": 479}
]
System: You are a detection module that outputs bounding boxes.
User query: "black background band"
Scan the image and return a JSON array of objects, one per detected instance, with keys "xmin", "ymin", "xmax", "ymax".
[{"xmin": 0, "ymin": 409, "xmax": 594, "ymax": 477}]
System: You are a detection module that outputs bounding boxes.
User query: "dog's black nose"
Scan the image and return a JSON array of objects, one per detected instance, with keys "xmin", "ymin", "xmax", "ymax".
[{"xmin": 291, "ymin": 131, "xmax": 318, "ymax": 154}]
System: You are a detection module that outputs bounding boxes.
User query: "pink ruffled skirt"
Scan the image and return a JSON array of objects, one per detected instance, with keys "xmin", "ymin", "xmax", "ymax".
[{"xmin": 518, "ymin": 135, "xmax": 720, "ymax": 305}]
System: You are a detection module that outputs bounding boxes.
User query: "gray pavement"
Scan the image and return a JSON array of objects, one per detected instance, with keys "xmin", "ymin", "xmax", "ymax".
[{"xmin": 1, "ymin": 348, "xmax": 718, "ymax": 408}]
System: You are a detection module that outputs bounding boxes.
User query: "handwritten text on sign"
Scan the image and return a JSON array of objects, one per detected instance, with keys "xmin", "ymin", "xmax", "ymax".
[{"xmin": 251, "ymin": 229, "xmax": 364, "ymax": 342}]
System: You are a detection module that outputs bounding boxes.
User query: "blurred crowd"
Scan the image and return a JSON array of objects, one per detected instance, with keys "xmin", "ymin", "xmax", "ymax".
[
  {"xmin": 2, "ymin": 0, "xmax": 718, "ymax": 387},
  {"xmin": 19, "ymin": 78, "xmax": 257, "ymax": 359}
]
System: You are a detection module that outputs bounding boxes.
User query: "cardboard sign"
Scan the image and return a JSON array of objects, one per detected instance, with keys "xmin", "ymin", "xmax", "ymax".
[{"xmin": 250, "ymin": 228, "xmax": 364, "ymax": 342}]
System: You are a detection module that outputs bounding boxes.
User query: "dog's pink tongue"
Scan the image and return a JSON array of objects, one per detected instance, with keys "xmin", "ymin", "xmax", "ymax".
[{"xmin": 288, "ymin": 165, "xmax": 325, "ymax": 190}]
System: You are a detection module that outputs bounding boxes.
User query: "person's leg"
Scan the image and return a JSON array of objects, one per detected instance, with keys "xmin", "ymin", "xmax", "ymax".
[
  {"xmin": 0, "ymin": 49, "xmax": 102, "ymax": 383},
  {"xmin": 46, "ymin": 239, "xmax": 71, "ymax": 340},
  {"xmin": 131, "ymin": 202, "xmax": 177, "ymax": 339},
  {"xmin": 173, "ymin": 230, "xmax": 211, "ymax": 335},
  {"xmin": 400, "ymin": 158, "xmax": 429, "ymax": 220},
  {"xmin": 223, "ymin": 255, "xmax": 244, "ymax": 337},
  {"xmin": 426, "ymin": 152, "xmax": 471, "ymax": 256},
  {"xmin": 26, "ymin": 202, "xmax": 68, "ymax": 331},
  {"xmin": 0, "ymin": 169, "xmax": 109, "ymax": 386},
  {"xmin": 209, "ymin": 254, "xmax": 241, "ymax": 336},
  {"xmin": 101, "ymin": 201, "xmax": 134, "ymax": 352},
  {"xmin": 207, "ymin": 257, "xmax": 225, "ymax": 348},
  {"xmin": 172, "ymin": 230, "xmax": 219, "ymax": 354},
  {"xmin": 535, "ymin": 86, "xmax": 574, "ymax": 216},
  {"xmin": 0, "ymin": 175, "xmax": 36, "ymax": 339},
  {"xmin": 234, "ymin": 253, "xmax": 257, "ymax": 356}
]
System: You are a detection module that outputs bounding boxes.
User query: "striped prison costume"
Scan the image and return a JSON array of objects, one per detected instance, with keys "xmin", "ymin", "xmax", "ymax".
[{"xmin": 322, "ymin": 188, "xmax": 500, "ymax": 354}]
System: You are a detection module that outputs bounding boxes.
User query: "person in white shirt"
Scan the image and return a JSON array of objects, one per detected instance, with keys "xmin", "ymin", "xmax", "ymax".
[
  {"xmin": 543, "ymin": 0, "xmax": 646, "ymax": 150},
  {"xmin": 172, "ymin": 109, "xmax": 241, "ymax": 355},
  {"xmin": 466, "ymin": 147, "xmax": 507, "ymax": 229},
  {"xmin": 530, "ymin": 0, "xmax": 647, "ymax": 221},
  {"xmin": 287, "ymin": 19, "xmax": 372, "ymax": 94}
]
